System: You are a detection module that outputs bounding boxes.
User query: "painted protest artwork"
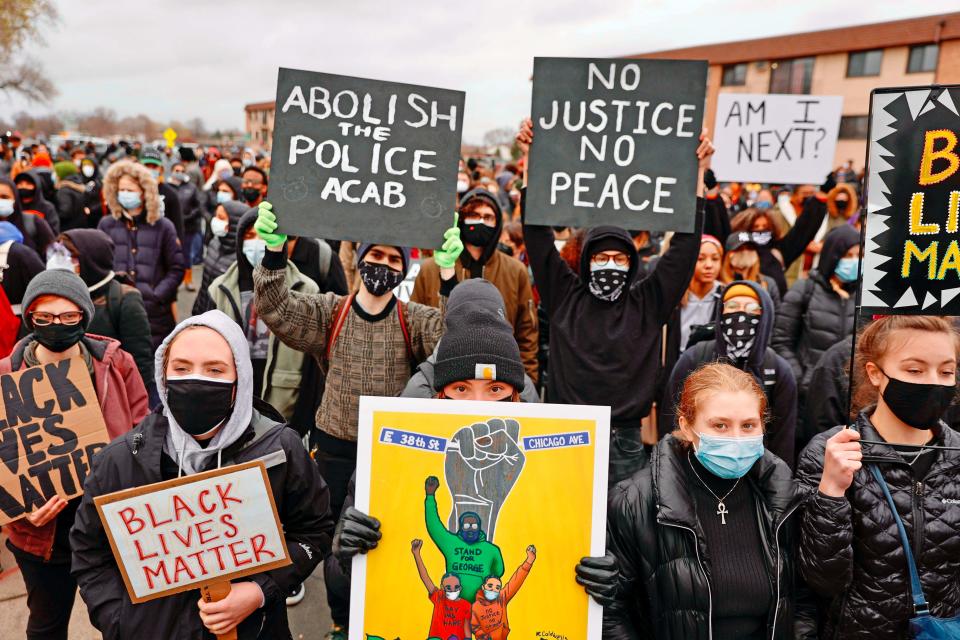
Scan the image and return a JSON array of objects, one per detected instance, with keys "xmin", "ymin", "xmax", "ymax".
[
  {"xmin": 94, "ymin": 461, "xmax": 290, "ymax": 603},
  {"xmin": 0, "ymin": 358, "xmax": 109, "ymax": 525},
  {"xmin": 526, "ymin": 57, "xmax": 707, "ymax": 232},
  {"xmin": 268, "ymin": 67, "xmax": 465, "ymax": 249},
  {"xmin": 350, "ymin": 397, "xmax": 610, "ymax": 640},
  {"xmin": 711, "ymin": 93, "xmax": 843, "ymax": 184},
  {"xmin": 859, "ymin": 85, "xmax": 960, "ymax": 314}
]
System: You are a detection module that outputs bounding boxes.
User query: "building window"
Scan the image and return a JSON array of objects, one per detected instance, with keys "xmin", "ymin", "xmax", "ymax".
[
  {"xmin": 907, "ymin": 44, "xmax": 939, "ymax": 73},
  {"xmin": 847, "ymin": 50, "xmax": 883, "ymax": 77},
  {"xmin": 839, "ymin": 115, "xmax": 869, "ymax": 140},
  {"xmin": 721, "ymin": 63, "xmax": 747, "ymax": 86},
  {"xmin": 769, "ymin": 57, "xmax": 814, "ymax": 94}
]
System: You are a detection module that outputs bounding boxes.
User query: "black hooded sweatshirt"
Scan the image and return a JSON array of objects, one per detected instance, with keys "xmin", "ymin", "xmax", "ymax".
[
  {"xmin": 15, "ymin": 170, "xmax": 60, "ymax": 235},
  {"xmin": 457, "ymin": 188, "xmax": 504, "ymax": 276},
  {"xmin": 0, "ymin": 176, "xmax": 55, "ymax": 257},
  {"xmin": 192, "ymin": 200, "xmax": 250, "ymax": 315},
  {"xmin": 663, "ymin": 280, "xmax": 798, "ymax": 466},
  {"xmin": 523, "ymin": 198, "xmax": 704, "ymax": 425}
]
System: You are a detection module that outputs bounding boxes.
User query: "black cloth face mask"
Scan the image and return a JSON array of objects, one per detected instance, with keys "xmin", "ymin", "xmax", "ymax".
[
  {"xmin": 358, "ymin": 260, "xmax": 404, "ymax": 297},
  {"xmin": 166, "ymin": 375, "xmax": 236, "ymax": 437},
  {"xmin": 241, "ymin": 187, "xmax": 261, "ymax": 204},
  {"xmin": 33, "ymin": 322, "xmax": 85, "ymax": 353},
  {"xmin": 461, "ymin": 221, "xmax": 497, "ymax": 248},
  {"xmin": 879, "ymin": 368, "xmax": 956, "ymax": 429},
  {"xmin": 720, "ymin": 311, "xmax": 759, "ymax": 360}
]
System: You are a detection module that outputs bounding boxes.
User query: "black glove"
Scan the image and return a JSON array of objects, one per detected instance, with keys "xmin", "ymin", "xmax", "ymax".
[
  {"xmin": 820, "ymin": 172, "xmax": 836, "ymax": 194},
  {"xmin": 575, "ymin": 553, "xmax": 620, "ymax": 606},
  {"xmin": 703, "ymin": 168, "xmax": 717, "ymax": 191},
  {"xmin": 332, "ymin": 507, "xmax": 382, "ymax": 563}
]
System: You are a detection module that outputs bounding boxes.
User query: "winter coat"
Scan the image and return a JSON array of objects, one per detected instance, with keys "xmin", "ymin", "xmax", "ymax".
[
  {"xmin": 0, "ymin": 176, "xmax": 56, "ymax": 256},
  {"xmin": 796, "ymin": 414, "xmax": 960, "ymax": 638},
  {"xmin": 56, "ymin": 174, "xmax": 91, "ymax": 231},
  {"xmin": 402, "ymin": 347, "xmax": 541, "ymax": 403},
  {"xmin": 158, "ymin": 182, "xmax": 184, "ymax": 242},
  {"xmin": 70, "ymin": 408, "xmax": 334, "ymax": 640},
  {"xmin": 16, "ymin": 170, "xmax": 60, "ymax": 235},
  {"xmin": 771, "ymin": 227, "xmax": 859, "ymax": 395},
  {"xmin": 0, "ymin": 239, "xmax": 44, "ymax": 309},
  {"xmin": 289, "ymin": 236, "xmax": 349, "ymax": 295},
  {"xmin": 802, "ymin": 336, "xmax": 853, "ymax": 445},
  {"xmin": 605, "ymin": 435, "xmax": 812, "ymax": 639},
  {"xmin": 192, "ymin": 201, "xmax": 249, "ymax": 315},
  {"xmin": 168, "ymin": 179, "xmax": 204, "ymax": 235},
  {"xmin": 2, "ymin": 334, "xmax": 148, "ymax": 559},
  {"xmin": 756, "ymin": 196, "xmax": 828, "ymax": 295},
  {"xmin": 523, "ymin": 195, "xmax": 704, "ymax": 426},
  {"xmin": 664, "ymin": 281, "xmax": 798, "ymax": 466}
]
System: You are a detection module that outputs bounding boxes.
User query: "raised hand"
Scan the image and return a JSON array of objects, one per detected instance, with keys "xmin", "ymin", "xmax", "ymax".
[
  {"xmin": 425, "ymin": 476, "xmax": 439, "ymax": 496},
  {"xmin": 444, "ymin": 418, "xmax": 526, "ymax": 542},
  {"xmin": 434, "ymin": 213, "xmax": 464, "ymax": 269},
  {"xmin": 253, "ymin": 201, "xmax": 287, "ymax": 250},
  {"xmin": 411, "ymin": 538, "xmax": 423, "ymax": 554}
]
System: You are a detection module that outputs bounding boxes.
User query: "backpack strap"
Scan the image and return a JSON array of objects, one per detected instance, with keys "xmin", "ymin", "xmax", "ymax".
[
  {"xmin": 105, "ymin": 281, "xmax": 125, "ymax": 334},
  {"xmin": 396, "ymin": 300, "xmax": 414, "ymax": 363},
  {"xmin": 316, "ymin": 239, "xmax": 332, "ymax": 284},
  {"xmin": 324, "ymin": 294, "xmax": 354, "ymax": 364}
]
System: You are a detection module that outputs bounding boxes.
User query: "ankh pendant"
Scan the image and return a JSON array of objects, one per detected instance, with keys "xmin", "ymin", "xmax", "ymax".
[{"xmin": 717, "ymin": 501, "xmax": 729, "ymax": 525}]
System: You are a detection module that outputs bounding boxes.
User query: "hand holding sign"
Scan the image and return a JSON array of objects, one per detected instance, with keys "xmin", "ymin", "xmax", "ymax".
[
  {"xmin": 197, "ymin": 581, "xmax": 263, "ymax": 637},
  {"xmin": 819, "ymin": 428, "xmax": 862, "ymax": 497},
  {"xmin": 254, "ymin": 201, "xmax": 286, "ymax": 250},
  {"xmin": 26, "ymin": 495, "xmax": 68, "ymax": 527},
  {"xmin": 433, "ymin": 213, "xmax": 463, "ymax": 270}
]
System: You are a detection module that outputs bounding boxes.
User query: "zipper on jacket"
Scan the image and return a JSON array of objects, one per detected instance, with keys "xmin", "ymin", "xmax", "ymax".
[
  {"xmin": 769, "ymin": 501, "xmax": 802, "ymax": 639},
  {"xmin": 912, "ymin": 480, "xmax": 925, "ymax": 565},
  {"xmin": 661, "ymin": 520, "xmax": 713, "ymax": 639}
]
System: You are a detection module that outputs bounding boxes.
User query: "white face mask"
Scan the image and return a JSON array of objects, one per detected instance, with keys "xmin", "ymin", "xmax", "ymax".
[
  {"xmin": 457, "ymin": 179, "xmax": 469, "ymax": 194},
  {"xmin": 81, "ymin": 164, "xmax": 95, "ymax": 178},
  {"xmin": 210, "ymin": 217, "xmax": 229, "ymax": 237},
  {"xmin": 0, "ymin": 199, "xmax": 14, "ymax": 218},
  {"xmin": 444, "ymin": 588, "xmax": 461, "ymax": 601}
]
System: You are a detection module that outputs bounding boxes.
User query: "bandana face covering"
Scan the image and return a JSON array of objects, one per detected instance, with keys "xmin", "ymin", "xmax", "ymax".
[
  {"xmin": 721, "ymin": 311, "xmax": 759, "ymax": 360},
  {"xmin": 358, "ymin": 260, "xmax": 404, "ymax": 297},
  {"xmin": 588, "ymin": 263, "xmax": 628, "ymax": 302}
]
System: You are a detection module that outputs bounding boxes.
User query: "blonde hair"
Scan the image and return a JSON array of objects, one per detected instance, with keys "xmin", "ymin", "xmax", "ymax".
[
  {"xmin": 718, "ymin": 250, "xmax": 768, "ymax": 290},
  {"xmin": 673, "ymin": 363, "xmax": 767, "ymax": 444}
]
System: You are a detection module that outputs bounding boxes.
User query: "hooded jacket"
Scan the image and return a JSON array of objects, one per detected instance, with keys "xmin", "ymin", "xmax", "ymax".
[
  {"xmin": 411, "ymin": 189, "xmax": 539, "ymax": 382},
  {"xmin": 523, "ymin": 197, "xmax": 705, "ymax": 425},
  {"xmin": 70, "ymin": 311, "xmax": 334, "ymax": 640},
  {"xmin": 98, "ymin": 162, "xmax": 185, "ymax": 346},
  {"xmin": 16, "ymin": 170, "xmax": 61, "ymax": 235},
  {"xmin": 0, "ymin": 233, "xmax": 44, "ymax": 309},
  {"xmin": 208, "ymin": 210, "xmax": 320, "ymax": 421},
  {"xmin": 2, "ymin": 333, "xmax": 148, "ymax": 560},
  {"xmin": 771, "ymin": 226, "xmax": 858, "ymax": 394},
  {"xmin": 0, "ymin": 176, "xmax": 56, "ymax": 257},
  {"xmin": 168, "ymin": 176, "xmax": 203, "ymax": 235},
  {"xmin": 56, "ymin": 173, "xmax": 92, "ymax": 231},
  {"xmin": 664, "ymin": 281, "xmax": 798, "ymax": 466},
  {"xmin": 796, "ymin": 414, "xmax": 960, "ymax": 639},
  {"xmin": 757, "ymin": 196, "xmax": 828, "ymax": 295},
  {"xmin": 605, "ymin": 435, "xmax": 812, "ymax": 639},
  {"xmin": 192, "ymin": 201, "xmax": 250, "ymax": 315}
]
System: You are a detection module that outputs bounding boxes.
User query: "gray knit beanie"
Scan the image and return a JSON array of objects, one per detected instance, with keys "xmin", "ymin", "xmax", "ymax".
[
  {"xmin": 22, "ymin": 269, "xmax": 96, "ymax": 330},
  {"xmin": 433, "ymin": 279, "xmax": 524, "ymax": 392}
]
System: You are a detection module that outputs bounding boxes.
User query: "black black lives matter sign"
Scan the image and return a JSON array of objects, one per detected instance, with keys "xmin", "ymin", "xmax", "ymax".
[
  {"xmin": 268, "ymin": 67, "xmax": 465, "ymax": 249},
  {"xmin": 526, "ymin": 57, "xmax": 707, "ymax": 233},
  {"xmin": 0, "ymin": 358, "xmax": 109, "ymax": 525},
  {"xmin": 859, "ymin": 85, "xmax": 960, "ymax": 314}
]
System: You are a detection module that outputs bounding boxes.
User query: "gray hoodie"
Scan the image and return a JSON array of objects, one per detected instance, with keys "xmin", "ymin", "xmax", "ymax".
[{"xmin": 155, "ymin": 309, "xmax": 254, "ymax": 474}]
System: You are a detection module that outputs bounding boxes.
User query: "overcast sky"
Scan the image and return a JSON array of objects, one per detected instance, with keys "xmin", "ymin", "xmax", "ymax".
[{"xmin": 3, "ymin": 1, "xmax": 957, "ymax": 144}]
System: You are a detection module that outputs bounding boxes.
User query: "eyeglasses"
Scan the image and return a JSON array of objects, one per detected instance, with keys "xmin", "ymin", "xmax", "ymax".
[
  {"xmin": 29, "ymin": 311, "xmax": 83, "ymax": 326},
  {"xmin": 723, "ymin": 300, "xmax": 762, "ymax": 315},
  {"xmin": 592, "ymin": 254, "xmax": 630, "ymax": 267}
]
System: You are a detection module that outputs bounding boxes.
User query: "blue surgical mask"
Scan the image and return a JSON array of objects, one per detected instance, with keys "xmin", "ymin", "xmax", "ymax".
[
  {"xmin": 834, "ymin": 257, "xmax": 860, "ymax": 283},
  {"xmin": 755, "ymin": 200, "xmax": 772, "ymax": 210},
  {"xmin": 216, "ymin": 191, "xmax": 233, "ymax": 204},
  {"xmin": 0, "ymin": 199, "xmax": 14, "ymax": 218},
  {"xmin": 694, "ymin": 432, "xmax": 764, "ymax": 479},
  {"xmin": 483, "ymin": 589, "xmax": 499, "ymax": 601},
  {"xmin": 117, "ymin": 190, "xmax": 141, "ymax": 210},
  {"xmin": 170, "ymin": 171, "xmax": 188, "ymax": 183},
  {"xmin": 242, "ymin": 238, "xmax": 266, "ymax": 267}
]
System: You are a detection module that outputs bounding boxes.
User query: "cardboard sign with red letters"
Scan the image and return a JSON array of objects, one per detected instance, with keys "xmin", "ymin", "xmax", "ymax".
[{"xmin": 94, "ymin": 460, "xmax": 290, "ymax": 603}]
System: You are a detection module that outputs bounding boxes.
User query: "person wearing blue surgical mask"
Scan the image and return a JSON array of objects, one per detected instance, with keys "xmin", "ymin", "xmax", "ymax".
[{"xmin": 579, "ymin": 363, "xmax": 812, "ymax": 638}]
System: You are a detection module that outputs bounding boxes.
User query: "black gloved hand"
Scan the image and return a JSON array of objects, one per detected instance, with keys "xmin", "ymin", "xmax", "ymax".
[
  {"xmin": 704, "ymin": 168, "xmax": 718, "ymax": 191},
  {"xmin": 575, "ymin": 553, "xmax": 620, "ymax": 606},
  {"xmin": 332, "ymin": 507, "xmax": 382, "ymax": 563},
  {"xmin": 820, "ymin": 172, "xmax": 836, "ymax": 194}
]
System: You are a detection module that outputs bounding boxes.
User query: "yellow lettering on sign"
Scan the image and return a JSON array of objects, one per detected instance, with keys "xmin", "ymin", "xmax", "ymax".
[
  {"xmin": 919, "ymin": 129, "xmax": 960, "ymax": 186},
  {"xmin": 938, "ymin": 240, "xmax": 960, "ymax": 280},
  {"xmin": 948, "ymin": 191, "xmax": 960, "ymax": 234},
  {"xmin": 903, "ymin": 240, "xmax": 938, "ymax": 280},
  {"xmin": 910, "ymin": 192, "xmax": 940, "ymax": 235}
]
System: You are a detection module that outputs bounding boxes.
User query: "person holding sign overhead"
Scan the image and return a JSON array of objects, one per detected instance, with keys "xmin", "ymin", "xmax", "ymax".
[
  {"xmin": 70, "ymin": 310, "xmax": 334, "ymax": 639},
  {"xmin": 2, "ymin": 269, "xmax": 148, "ymax": 640},
  {"xmin": 796, "ymin": 315, "xmax": 960, "ymax": 637},
  {"xmin": 516, "ymin": 117, "xmax": 713, "ymax": 484}
]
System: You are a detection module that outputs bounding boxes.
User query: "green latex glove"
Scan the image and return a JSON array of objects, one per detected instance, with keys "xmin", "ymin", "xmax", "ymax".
[
  {"xmin": 433, "ymin": 213, "xmax": 464, "ymax": 269},
  {"xmin": 253, "ymin": 201, "xmax": 287, "ymax": 249}
]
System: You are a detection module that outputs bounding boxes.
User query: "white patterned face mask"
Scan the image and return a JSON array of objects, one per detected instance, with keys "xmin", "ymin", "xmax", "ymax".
[
  {"xmin": 588, "ymin": 263, "xmax": 629, "ymax": 302},
  {"xmin": 721, "ymin": 311, "xmax": 760, "ymax": 359}
]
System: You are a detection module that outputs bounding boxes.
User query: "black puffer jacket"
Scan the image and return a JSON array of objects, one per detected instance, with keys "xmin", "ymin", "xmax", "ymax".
[
  {"xmin": 771, "ymin": 226, "xmax": 859, "ymax": 394},
  {"xmin": 605, "ymin": 435, "xmax": 813, "ymax": 639},
  {"xmin": 796, "ymin": 414, "xmax": 960, "ymax": 639}
]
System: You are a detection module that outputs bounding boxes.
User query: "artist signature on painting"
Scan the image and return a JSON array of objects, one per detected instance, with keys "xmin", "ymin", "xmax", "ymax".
[{"xmin": 536, "ymin": 632, "xmax": 569, "ymax": 640}]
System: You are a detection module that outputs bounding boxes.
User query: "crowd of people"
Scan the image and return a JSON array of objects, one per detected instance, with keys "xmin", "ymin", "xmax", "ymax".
[{"xmin": 0, "ymin": 116, "xmax": 956, "ymax": 640}]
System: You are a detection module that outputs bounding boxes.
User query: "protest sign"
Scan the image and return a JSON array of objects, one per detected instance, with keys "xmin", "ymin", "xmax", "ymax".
[
  {"xmin": 712, "ymin": 93, "xmax": 843, "ymax": 184},
  {"xmin": 94, "ymin": 460, "xmax": 290, "ymax": 603},
  {"xmin": 859, "ymin": 85, "xmax": 960, "ymax": 314},
  {"xmin": 0, "ymin": 358, "xmax": 109, "ymax": 526},
  {"xmin": 526, "ymin": 57, "xmax": 707, "ymax": 232},
  {"xmin": 268, "ymin": 67, "xmax": 465, "ymax": 249},
  {"xmin": 350, "ymin": 396, "xmax": 610, "ymax": 640}
]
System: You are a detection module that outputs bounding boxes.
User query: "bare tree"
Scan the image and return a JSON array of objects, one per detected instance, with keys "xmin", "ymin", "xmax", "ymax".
[
  {"xmin": 187, "ymin": 117, "xmax": 207, "ymax": 139},
  {"xmin": 0, "ymin": 0, "xmax": 59, "ymax": 103},
  {"xmin": 77, "ymin": 107, "xmax": 118, "ymax": 137},
  {"xmin": 12, "ymin": 110, "xmax": 63, "ymax": 137}
]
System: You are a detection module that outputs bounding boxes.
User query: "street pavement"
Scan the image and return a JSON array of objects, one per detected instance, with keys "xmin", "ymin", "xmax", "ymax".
[{"xmin": 0, "ymin": 268, "xmax": 334, "ymax": 639}]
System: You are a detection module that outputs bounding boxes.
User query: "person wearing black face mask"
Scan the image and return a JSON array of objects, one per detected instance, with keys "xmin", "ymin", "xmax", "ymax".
[
  {"xmin": 2, "ymin": 269, "xmax": 148, "ymax": 640},
  {"xmin": 411, "ymin": 189, "xmax": 540, "ymax": 387},
  {"xmin": 797, "ymin": 315, "xmax": 960, "ymax": 638},
  {"xmin": 70, "ymin": 310, "xmax": 334, "ymax": 640},
  {"xmin": 241, "ymin": 166, "xmax": 269, "ymax": 207}
]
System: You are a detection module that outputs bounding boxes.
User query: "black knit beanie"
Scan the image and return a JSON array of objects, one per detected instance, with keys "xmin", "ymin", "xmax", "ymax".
[{"xmin": 433, "ymin": 279, "xmax": 524, "ymax": 392}]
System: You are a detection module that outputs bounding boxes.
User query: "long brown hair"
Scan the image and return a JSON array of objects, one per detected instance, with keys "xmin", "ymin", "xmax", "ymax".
[
  {"xmin": 718, "ymin": 250, "xmax": 769, "ymax": 290},
  {"xmin": 730, "ymin": 207, "xmax": 786, "ymax": 240},
  {"xmin": 851, "ymin": 315, "xmax": 960, "ymax": 417},
  {"xmin": 673, "ymin": 363, "xmax": 768, "ymax": 445}
]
